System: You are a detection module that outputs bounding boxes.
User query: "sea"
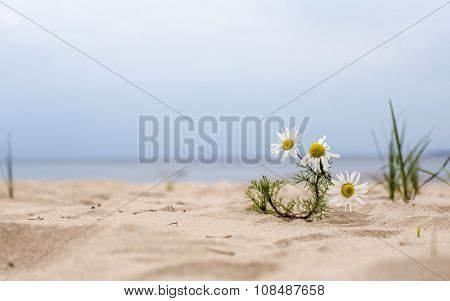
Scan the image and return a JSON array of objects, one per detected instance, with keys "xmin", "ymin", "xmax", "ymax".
[{"xmin": 9, "ymin": 156, "xmax": 448, "ymax": 183}]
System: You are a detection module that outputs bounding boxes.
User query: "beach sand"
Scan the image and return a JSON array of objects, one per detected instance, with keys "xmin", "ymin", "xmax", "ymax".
[{"xmin": 0, "ymin": 181, "xmax": 449, "ymax": 280}]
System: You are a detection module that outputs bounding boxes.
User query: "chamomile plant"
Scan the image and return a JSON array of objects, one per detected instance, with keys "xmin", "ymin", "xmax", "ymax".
[
  {"xmin": 329, "ymin": 171, "xmax": 368, "ymax": 212},
  {"xmin": 246, "ymin": 127, "xmax": 367, "ymax": 221}
]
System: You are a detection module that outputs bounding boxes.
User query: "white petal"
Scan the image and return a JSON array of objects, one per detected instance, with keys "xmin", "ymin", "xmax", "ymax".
[
  {"xmin": 329, "ymin": 152, "xmax": 340, "ymax": 158},
  {"xmin": 355, "ymin": 188, "xmax": 368, "ymax": 194},
  {"xmin": 319, "ymin": 136, "xmax": 326, "ymax": 144},
  {"xmin": 281, "ymin": 151, "xmax": 289, "ymax": 162},
  {"xmin": 314, "ymin": 158, "xmax": 320, "ymax": 172},
  {"xmin": 336, "ymin": 173, "xmax": 345, "ymax": 184},
  {"xmin": 355, "ymin": 183, "xmax": 368, "ymax": 191},
  {"xmin": 311, "ymin": 158, "xmax": 316, "ymax": 171},
  {"xmin": 353, "ymin": 172, "xmax": 361, "ymax": 185},
  {"xmin": 345, "ymin": 171, "xmax": 350, "ymax": 183},
  {"xmin": 293, "ymin": 129, "xmax": 301, "ymax": 141},
  {"xmin": 270, "ymin": 143, "xmax": 280, "ymax": 149},
  {"xmin": 290, "ymin": 128, "xmax": 296, "ymax": 139},
  {"xmin": 321, "ymin": 157, "xmax": 329, "ymax": 171},
  {"xmin": 289, "ymin": 149, "xmax": 297, "ymax": 158},
  {"xmin": 350, "ymin": 171, "xmax": 356, "ymax": 183}
]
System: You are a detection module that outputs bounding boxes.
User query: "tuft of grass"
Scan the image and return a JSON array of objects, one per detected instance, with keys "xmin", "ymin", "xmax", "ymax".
[
  {"xmin": 416, "ymin": 224, "xmax": 421, "ymax": 238},
  {"xmin": 389, "ymin": 99, "xmax": 409, "ymax": 200},
  {"xmin": 2, "ymin": 134, "xmax": 14, "ymax": 199},
  {"xmin": 166, "ymin": 181, "xmax": 174, "ymax": 192},
  {"xmin": 373, "ymin": 100, "xmax": 448, "ymax": 202}
]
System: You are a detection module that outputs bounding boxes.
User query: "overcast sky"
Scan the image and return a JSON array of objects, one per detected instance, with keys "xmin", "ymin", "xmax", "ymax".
[{"xmin": 1, "ymin": 0, "xmax": 449, "ymax": 159}]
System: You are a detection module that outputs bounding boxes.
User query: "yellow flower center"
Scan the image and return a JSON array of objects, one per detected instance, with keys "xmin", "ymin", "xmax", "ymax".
[
  {"xmin": 309, "ymin": 143, "xmax": 325, "ymax": 158},
  {"xmin": 341, "ymin": 183, "xmax": 355, "ymax": 198},
  {"xmin": 282, "ymin": 139, "xmax": 294, "ymax": 150}
]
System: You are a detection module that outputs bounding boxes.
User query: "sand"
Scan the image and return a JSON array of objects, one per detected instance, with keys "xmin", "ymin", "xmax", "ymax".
[{"xmin": 0, "ymin": 180, "xmax": 449, "ymax": 280}]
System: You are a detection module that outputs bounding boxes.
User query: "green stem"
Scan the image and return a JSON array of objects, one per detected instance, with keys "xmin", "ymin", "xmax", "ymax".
[
  {"xmin": 266, "ymin": 196, "xmax": 310, "ymax": 219},
  {"xmin": 297, "ymin": 152, "xmax": 326, "ymax": 218}
]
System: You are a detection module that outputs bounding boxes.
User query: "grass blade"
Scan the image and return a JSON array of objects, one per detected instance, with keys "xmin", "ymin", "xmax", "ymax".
[
  {"xmin": 3, "ymin": 134, "xmax": 14, "ymax": 199},
  {"xmin": 389, "ymin": 99, "xmax": 409, "ymax": 201},
  {"xmin": 418, "ymin": 157, "xmax": 449, "ymax": 190}
]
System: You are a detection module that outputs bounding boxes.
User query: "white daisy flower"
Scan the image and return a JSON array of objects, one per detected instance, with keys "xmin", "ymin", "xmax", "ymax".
[
  {"xmin": 301, "ymin": 136, "xmax": 340, "ymax": 172},
  {"xmin": 271, "ymin": 127, "xmax": 301, "ymax": 162},
  {"xmin": 329, "ymin": 171, "xmax": 368, "ymax": 212}
]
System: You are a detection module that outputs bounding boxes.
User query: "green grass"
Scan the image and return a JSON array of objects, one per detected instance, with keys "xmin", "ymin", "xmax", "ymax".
[
  {"xmin": 1, "ymin": 134, "xmax": 14, "ymax": 199},
  {"xmin": 373, "ymin": 100, "xmax": 448, "ymax": 202},
  {"xmin": 166, "ymin": 181, "xmax": 174, "ymax": 192}
]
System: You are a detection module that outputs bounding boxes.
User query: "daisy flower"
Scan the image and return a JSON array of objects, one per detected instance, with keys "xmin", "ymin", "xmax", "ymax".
[
  {"xmin": 271, "ymin": 127, "xmax": 301, "ymax": 162},
  {"xmin": 329, "ymin": 171, "xmax": 368, "ymax": 212},
  {"xmin": 301, "ymin": 136, "xmax": 340, "ymax": 172}
]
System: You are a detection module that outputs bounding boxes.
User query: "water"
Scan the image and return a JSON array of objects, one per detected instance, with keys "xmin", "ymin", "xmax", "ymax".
[{"xmin": 11, "ymin": 156, "xmax": 447, "ymax": 183}]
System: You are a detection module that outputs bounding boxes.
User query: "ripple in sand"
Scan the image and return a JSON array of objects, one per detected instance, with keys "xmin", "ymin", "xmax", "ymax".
[
  {"xmin": 352, "ymin": 229, "xmax": 401, "ymax": 238},
  {"xmin": 274, "ymin": 233, "xmax": 331, "ymax": 248},
  {"xmin": 134, "ymin": 260, "xmax": 278, "ymax": 280}
]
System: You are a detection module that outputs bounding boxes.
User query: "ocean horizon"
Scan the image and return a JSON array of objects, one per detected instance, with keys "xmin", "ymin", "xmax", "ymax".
[{"xmin": 9, "ymin": 155, "xmax": 448, "ymax": 182}]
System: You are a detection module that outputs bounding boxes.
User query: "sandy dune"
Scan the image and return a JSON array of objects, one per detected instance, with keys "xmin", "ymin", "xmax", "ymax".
[{"xmin": 0, "ymin": 181, "xmax": 449, "ymax": 280}]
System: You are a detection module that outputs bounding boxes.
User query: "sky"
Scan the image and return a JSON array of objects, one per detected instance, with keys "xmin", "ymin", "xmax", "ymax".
[{"xmin": 0, "ymin": 0, "xmax": 449, "ymax": 160}]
